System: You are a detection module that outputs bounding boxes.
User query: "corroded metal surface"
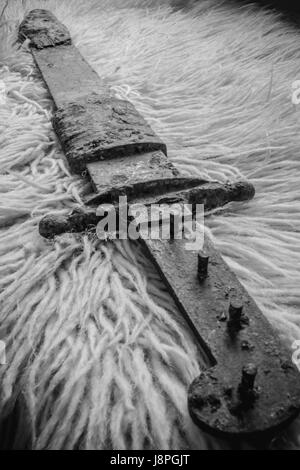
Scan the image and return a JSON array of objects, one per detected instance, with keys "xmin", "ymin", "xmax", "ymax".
[
  {"xmin": 86, "ymin": 153, "xmax": 254, "ymax": 206},
  {"xmin": 39, "ymin": 208, "xmax": 99, "ymax": 239},
  {"xmin": 86, "ymin": 151, "xmax": 180, "ymax": 203},
  {"xmin": 53, "ymin": 93, "xmax": 167, "ymax": 173},
  {"xmin": 20, "ymin": 9, "xmax": 300, "ymax": 440},
  {"xmin": 19, "ymin": 9, "xmax": 71, "ymax": 49},
  {"xmin": 142, "ymin": 235, "xmax": 300, "ymax": 437},
  {"xmin": 39, "ymin": 179, "xmax": 255, "ymax": 238},
  {"xmin": 20, "ymin": 10, "xmax": 166, "ymax": 174},
  {"xmin": 31, "ymin": 45, "xmax": 107, "ymax": 107}
]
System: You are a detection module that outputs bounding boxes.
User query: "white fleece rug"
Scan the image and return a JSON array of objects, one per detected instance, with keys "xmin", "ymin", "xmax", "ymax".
[{"xmin": 0, "ymin": 0, "xmax": 300, "ymax": 450}]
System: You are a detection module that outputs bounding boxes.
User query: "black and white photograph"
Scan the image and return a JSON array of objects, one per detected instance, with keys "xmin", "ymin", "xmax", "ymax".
[{"xmin": 0, "ymin": 0, "xmax": 300, "ymax": 454}]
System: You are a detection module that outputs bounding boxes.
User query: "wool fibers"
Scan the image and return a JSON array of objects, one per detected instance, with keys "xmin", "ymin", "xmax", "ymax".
[{"xmin": 0, "ymin": 0, "xmax": 300, "ymax": 450}]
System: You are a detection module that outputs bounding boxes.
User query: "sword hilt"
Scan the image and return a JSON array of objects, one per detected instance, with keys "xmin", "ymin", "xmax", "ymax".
[{"xmin": 38, "ymin": 179, "xmax": 254, "ymax": 239}]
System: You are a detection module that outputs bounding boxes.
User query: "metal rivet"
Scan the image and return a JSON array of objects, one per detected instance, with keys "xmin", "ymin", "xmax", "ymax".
[
  {"xmin": 240, "ymin": 363, "xmax": 257, "ymax": 393},
  {"xmin": 228, "ymin": 297, "xmax": 243, "ymax": 323},
  {"xmin": 198, "ymin": 250, "xmax": 209, "ymax": 280}
]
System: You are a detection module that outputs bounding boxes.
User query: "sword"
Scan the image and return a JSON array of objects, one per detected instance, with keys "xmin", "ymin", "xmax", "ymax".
[{"xmin": 18, "ymin": 9, "xmax": 300, "ymax": 439}]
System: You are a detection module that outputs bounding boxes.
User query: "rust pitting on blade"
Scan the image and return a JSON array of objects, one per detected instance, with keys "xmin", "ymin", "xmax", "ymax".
[
  {"xmin": 143, "ymin": 235, "xmax": 300, "ymax": 437},
  {"xmin": 188, "ymin": 359, "xmax": 300, "ymax": 438}
]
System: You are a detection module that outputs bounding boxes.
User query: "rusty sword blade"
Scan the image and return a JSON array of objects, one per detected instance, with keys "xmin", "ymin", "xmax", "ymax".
[{"xmin": 19, "ymin": 9, "xmax": 300, "ymax": 439}]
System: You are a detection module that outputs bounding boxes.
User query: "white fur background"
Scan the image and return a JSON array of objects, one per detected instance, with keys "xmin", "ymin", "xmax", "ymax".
[{"xmin": 0, "ymin": 0, "xmax": 300, "ymax": 449}]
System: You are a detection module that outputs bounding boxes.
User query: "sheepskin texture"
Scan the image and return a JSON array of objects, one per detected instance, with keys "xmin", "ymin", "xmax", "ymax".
[{"xmin": 0, "ymin": 0, "xmax": 300, "ymax": 450}]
